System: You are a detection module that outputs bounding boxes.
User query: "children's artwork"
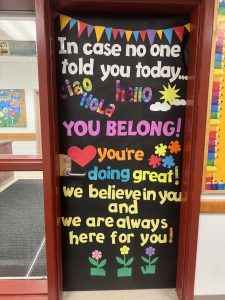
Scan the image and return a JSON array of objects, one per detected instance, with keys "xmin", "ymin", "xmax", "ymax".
[
  {"xmin": 204, "ymin": 0, "xmax": 225, "ymax": 192},
  {"xmin": 55, "ymin": 13, "xmax": 189, "ymax": 290},
  {"xmin": 0, "ymin": 89, "xmax": 26, "ymax": 127},
  {"xmin": 0, "ymin": 41, "xmax": 10, "ymax": 56}
]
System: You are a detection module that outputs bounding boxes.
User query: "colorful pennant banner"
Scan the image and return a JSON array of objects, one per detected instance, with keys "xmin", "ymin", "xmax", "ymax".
[{"xmin": 59, "ymin": 14, "xmax": 190, "ymax": 44}]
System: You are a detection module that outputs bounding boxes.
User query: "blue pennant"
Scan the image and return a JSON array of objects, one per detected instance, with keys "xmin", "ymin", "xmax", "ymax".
[
  {"xmin": 163, "ymin": 28, "xmax": 173, "ymax": 44},
  {"xmin": 133, "ymin": 31, "xmax": 139, "ymax": 42},
  {"xmin": 70, "ymin": 18, "xmax": 77, "ymax": 29},
  {"xmin": 105, "ymin": 27, "xmax": 112, "ymax": 41}
]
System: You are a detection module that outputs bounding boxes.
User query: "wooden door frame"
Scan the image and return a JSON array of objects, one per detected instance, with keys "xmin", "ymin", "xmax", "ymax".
[
  {"xmin": 34, "ymin": 90, "xmax": 42, "ymax": 155},
  {"xmin": 45, "ymin": 0, "xmax": 214, "ymax": 299},
  {"xmin": 0, "ymin": 0, "xmax": 214, "ymax": 299},
  {"xmin": 0, "ymin": 1, "xmax": 58, "ymax": 300}
]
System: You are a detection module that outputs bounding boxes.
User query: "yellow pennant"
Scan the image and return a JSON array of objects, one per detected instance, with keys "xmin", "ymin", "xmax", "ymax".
[
  {"xmin": 95, "ymin": 26, "xmax": 105, "ymax": 42},
  {"xmin": 60, "ymin": 14, "xmax": 71, "ymax": 31},
  {"xmin": 185, "ymin": 23, "xmax": 191, "ymax": 32},
  {"xmin": 125, "ymin": 30, "xmax": 132, "ymax": 42},
  {"xmin": 157, "ymin": 29, "xmax": 163, "ymax": 39}
]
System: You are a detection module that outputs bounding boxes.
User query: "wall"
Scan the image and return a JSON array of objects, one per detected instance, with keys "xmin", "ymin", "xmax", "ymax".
[
  {"xmin": 0, "ymin": 56, "xmax": 39, "ymax": 155},
  {"xmin": 194, "ymin": 0, "xmax": 225, "ymax": 294},
  {"xmin": 194, "ymin": 199, "xmax": 225, "ymax": 295}
]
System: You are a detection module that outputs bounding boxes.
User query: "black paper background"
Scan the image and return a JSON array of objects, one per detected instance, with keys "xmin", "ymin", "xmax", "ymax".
[{"xmin": 55, "ymin": 13, "xmax": 189, "ymax": 291}]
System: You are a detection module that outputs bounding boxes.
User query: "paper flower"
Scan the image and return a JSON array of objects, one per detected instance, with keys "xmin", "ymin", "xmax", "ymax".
[
  {"xmin": 116, "ymin": 246, "xmax": 134, "ymax": 277},
  {"xmin": 162, "ymin": 155, "xmax": 175, "ymax": 168},
  {"xmin": 168, "ymin": 140, "xmax": 181, "ymax": 154},
  {"xmin": 120, "ymin": 245, "xmax": 130, "ymax": 255},
  {"xmin": 148, "ymin": 155, "xmax": 162, "ymax": 168},
  {"xmin": 155, "ymin": 143, "xmax": 167, "ymax": 157},
  {"xmin": 89, "ymin": 250, "xmax": 106, "ymax": 277},
  {"xmin": 145, "ymin": 246, "xmax": 155, "ymax": 257},
  {"xmin": 92, "ymin": 250, "xmax": 102, "ymax": 260},
  {"xmin": 141, "ymin": 246, "xmax": 159, "ymax": 275}
]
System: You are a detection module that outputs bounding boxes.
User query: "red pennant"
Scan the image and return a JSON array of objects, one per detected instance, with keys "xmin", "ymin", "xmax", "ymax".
[
  {"xmin": 140, "ymin": 30, "xmax": 146, "ymax": 42},
  {"xmin": 77, "ymin": 21, "xmax": 87, "ymax": 37},
  {"xmin": 112, "ymin": 28, "xmax": 119, "ymax": 40},
  {"xmin": 174, "ymin": 26, "xmax": 184, "ymax": 42}
]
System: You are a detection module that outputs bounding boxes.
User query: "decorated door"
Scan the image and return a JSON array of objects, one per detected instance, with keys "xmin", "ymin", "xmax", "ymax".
[{"xmin": 55, "ymin": 13, "xmax": 190, "ymax": 290}]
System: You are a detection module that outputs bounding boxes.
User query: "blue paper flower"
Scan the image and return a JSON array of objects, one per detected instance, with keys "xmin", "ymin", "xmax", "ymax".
[{"xmin": 162, "ymin": 155, "xmax": 175, "ymax": 168}]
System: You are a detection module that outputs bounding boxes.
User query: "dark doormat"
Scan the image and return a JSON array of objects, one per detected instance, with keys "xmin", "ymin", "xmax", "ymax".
[{"xmin": 0, "ymin": 179, "xmax": 47, "ymax": 277}]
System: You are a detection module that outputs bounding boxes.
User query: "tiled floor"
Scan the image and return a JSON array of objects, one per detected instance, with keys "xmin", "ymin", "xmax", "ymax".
[{"xmin": 63, "ymin": 289, "xmax": 178, "ymax": 300}]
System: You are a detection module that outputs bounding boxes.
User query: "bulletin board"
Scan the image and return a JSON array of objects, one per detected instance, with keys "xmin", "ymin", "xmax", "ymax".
[{"xmin": 203, "ymin": 0, "xmax": 225, "ymax": 193}]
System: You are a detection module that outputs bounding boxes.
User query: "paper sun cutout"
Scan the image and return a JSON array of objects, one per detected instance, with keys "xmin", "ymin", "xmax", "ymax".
[{"xmin": 159, "ymin": 83, "xmax": 180, "ymax": 105}]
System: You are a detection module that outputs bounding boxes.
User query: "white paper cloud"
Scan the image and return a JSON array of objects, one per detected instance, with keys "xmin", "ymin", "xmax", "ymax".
[
  {"xmin": 171, "ymin": 99, "xmax": 186, "ymax": 106},
  {"xmin": 149, "ymin": 101, "xmax": 171, "ymax": 112}
]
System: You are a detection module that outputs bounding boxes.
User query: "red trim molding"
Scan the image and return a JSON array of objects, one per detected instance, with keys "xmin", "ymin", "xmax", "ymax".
[
  {"xmin": 35, "ymin": 0, "xmax": 62, "ymax": 299},
  {"xmin": 0, "ymin": 296, "xmax": 48, "ymax": 300},
  {"xmin": 0, "ymin": 156, "xmax": 44, "ymax": 171},
  {"xmin": 0, "ymin": 280, "xmax": 47, "ymax": 295},
  {"xmin": 177, "ymin": 1, "xmax": 215, "ymax": 300}
]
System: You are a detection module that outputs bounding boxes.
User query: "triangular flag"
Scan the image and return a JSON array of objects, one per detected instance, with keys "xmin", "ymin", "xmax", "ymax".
[
  {"xmin": 77, "ymin": 21, "xmax": 87, "ymax": 38},
  {"xmin": 133, "ymin": 31, "xmax": 139, "ymax": 42},
  {"xmin": 157, "ymin": 29, "xmax": 163, "ymax": 39},
  {"xmin": 146, "ymin": 29, "xmax": 156, "ymax": 45},
  {"xmin": 125, "ymin": 30, "xmax": 132, "ymax": 42},
  {"xmin": 163, "ymin": 28, "xmax": 173, "ymax": 43},
  {"xmin": 112, "ymin": 29, "xmax": 119, "ymax": 40},
  {"xmin": 60, "ymin": 14, "xmax": 71, "ymax": 31},
  {"xmin": 140, "ymin": 30, "xmax": 146, "ymax": 41},
  {"xmin": 119, "ymin": 29, "xmax": 125, "ymax": 38},
  {"xmin": 87, "ymin": 24, "xmax": 94, "ymax": 37},
  {"xmin": 174, "ymin": 26, "xmax": 184, "ymax": 42},
  {"xmin": 185, "ymin": 23, "xmax": 191, "ymax": 32},
  {"xmin": 53, "ymin": 11, "xmax": 59, "ymax": 19},
  {"xmin": 105, "ymin": 27, "xmax": 112, "ymax": 41},
  {"xmin": 69, "ymin": 18, "xmax": 77, "ymax": 29},
  {"xmin": 95, "ymin": 26, "xmax": 105, "ymax": 42}
]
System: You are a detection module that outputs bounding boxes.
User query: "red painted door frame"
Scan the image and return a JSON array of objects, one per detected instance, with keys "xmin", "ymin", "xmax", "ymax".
[
  {"xmin": 176, "ymin": 1, "xmax": 214, "ymax": 299},
  {"xmin": 0, "ymin": 0, "xmax": 60, "ymax": 299},
  {"xmin": 47, "ymin": 1, "xmax": 214, "ymax": 299},
  {"xmin": 0, "ymin": 0, "xmax": 214, "ymax": 299}
]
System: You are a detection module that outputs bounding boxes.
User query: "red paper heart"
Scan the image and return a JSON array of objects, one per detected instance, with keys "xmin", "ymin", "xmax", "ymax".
[{"xmin": 68, "ymin": 145, "xmax": 97, "ymax": 167}]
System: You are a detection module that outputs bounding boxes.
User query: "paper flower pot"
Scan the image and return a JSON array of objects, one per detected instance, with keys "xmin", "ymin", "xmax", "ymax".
[
  {"xmin": 90, "ymin": 267, "xmax": 106, "ymax": 276},
  {"xmin": 117, "ymin": 267, "xmax": 132, "ymax": 277},
  {"xmin": 145, "ymin": 265, "xmax": 156, "ymax": 274}
]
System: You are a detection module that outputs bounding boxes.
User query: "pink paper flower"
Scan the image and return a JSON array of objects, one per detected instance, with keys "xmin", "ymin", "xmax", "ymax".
[{"xmin": 92, "ymin": 250, "xmax": 102, "ymax": 260}]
